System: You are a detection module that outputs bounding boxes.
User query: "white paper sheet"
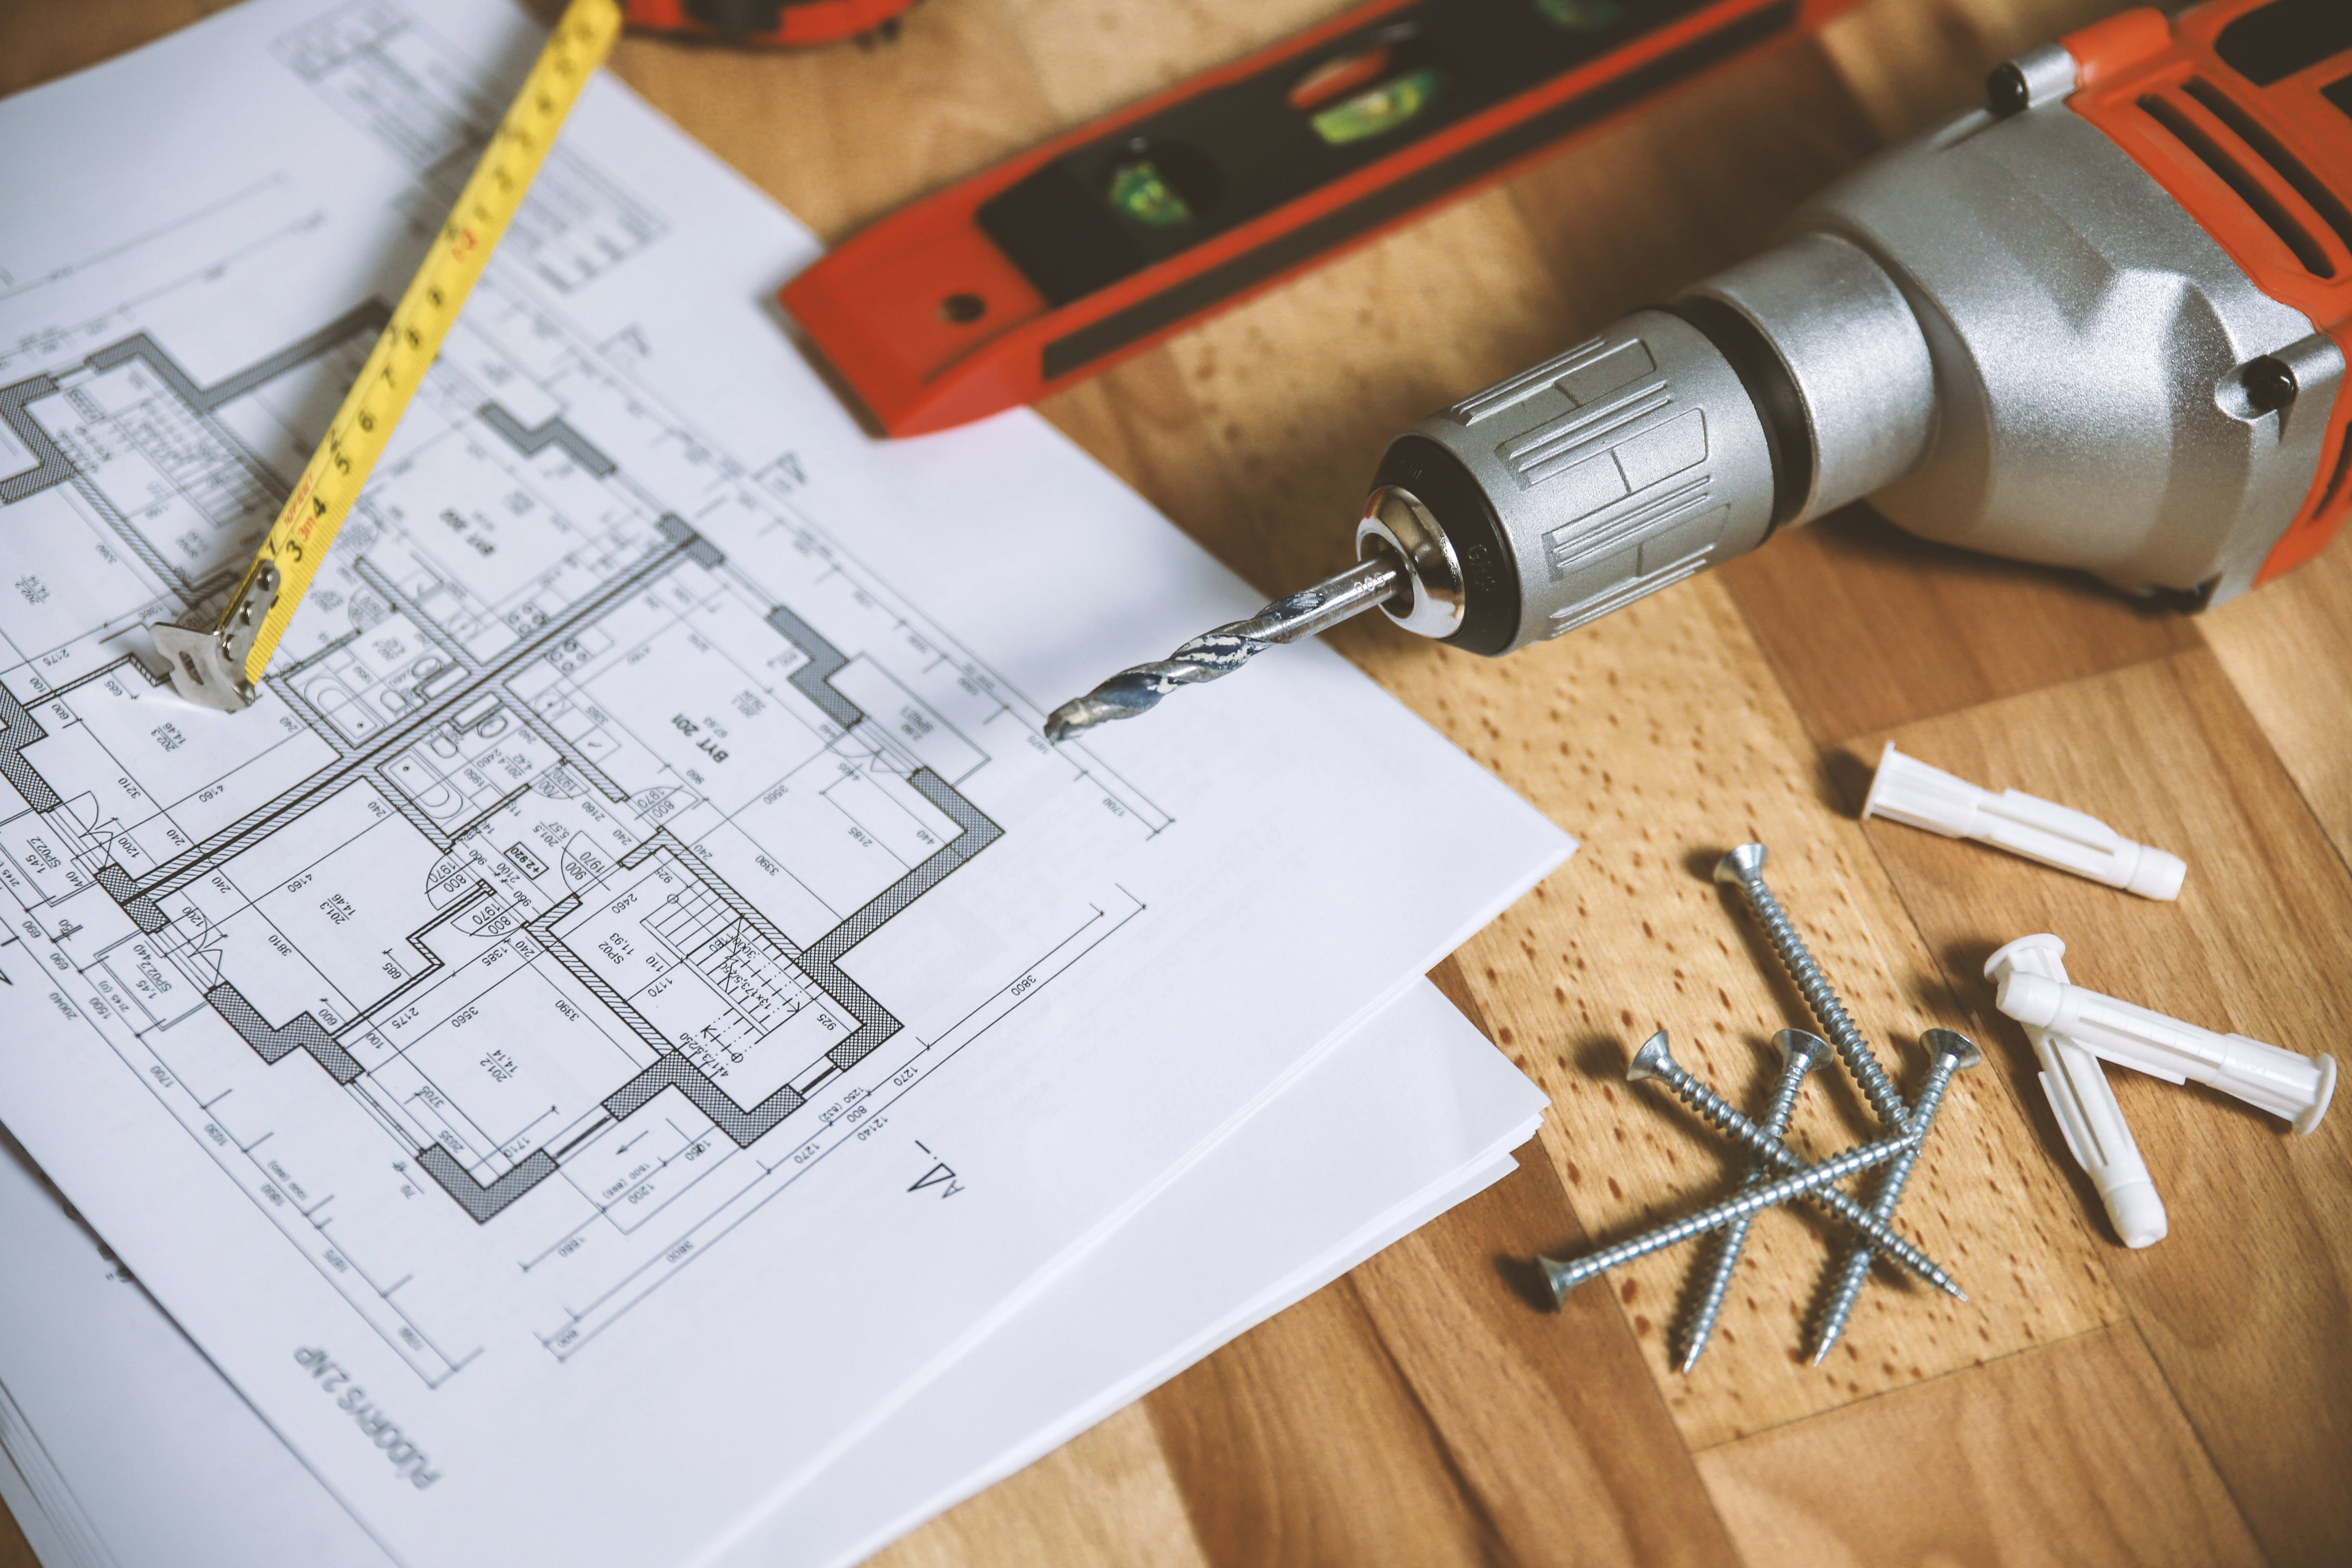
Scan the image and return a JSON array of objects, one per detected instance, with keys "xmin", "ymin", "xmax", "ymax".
[
  {"xmin": 0, "ymin": 1130, "xmax": 401, "ymax": 1568},
  {"xmin": 0, "ymin": 4, "xmax": 1568, "ymax": 1563},
  {"xmin": 761, "ymin": 1003, "xmax": 1539, "ymax": 1568},
  {"xmin": 0, "ymin": 982, "xmax": 1538, "ymax": 1568}
]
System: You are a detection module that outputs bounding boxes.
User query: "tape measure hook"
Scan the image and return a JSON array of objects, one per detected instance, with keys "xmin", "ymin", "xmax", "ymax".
[{"xmin": 155, "ymin": 560, "xmax": 278, "ymax": 712}]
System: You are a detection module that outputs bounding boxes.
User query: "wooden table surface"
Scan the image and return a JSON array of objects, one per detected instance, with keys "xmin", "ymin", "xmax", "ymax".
[{"xmin": 5, "ymin": 0, "xmax": 2349, "ymax": 1564}]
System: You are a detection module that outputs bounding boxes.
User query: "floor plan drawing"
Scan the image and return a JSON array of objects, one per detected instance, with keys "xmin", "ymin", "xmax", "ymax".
[
  {"xmin": 0, "ymin": 6, "xmax": 1570, "ymax": 1561},
  {"xmin": 275, "ymin": 0, "xmax": 668, "ymax": 292},
  {"xmin": 0, "ymin": 149, "xmax": 1165, "ymax": 1379}
]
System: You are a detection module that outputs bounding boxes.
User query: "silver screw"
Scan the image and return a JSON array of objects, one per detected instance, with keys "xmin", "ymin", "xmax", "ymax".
[
  {"xmin": 1538, "ymin": 1124, "xmax": 1922, "ymax": 1302},
  {"xmin": 1677, "ymin": 1029, "xmax": 1832, "ymax": 1373},
  {"xmin": 1715, "ymin": 845, "xmax": 1910, "ymax": 1131},
  {"xmin": 1627, "ymin": 1031, "xmax": 1966, "ymax": 1299},
  {"xmin": 1808, "ymin": 1027, "xmax": 1981, "ymax": 1364}
]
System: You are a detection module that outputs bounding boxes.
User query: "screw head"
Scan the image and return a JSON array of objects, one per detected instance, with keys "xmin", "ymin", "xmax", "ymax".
[
  {"xmin": 1627, "ymin": 1029, "xmax": 1675, "ymax": 1083},
  {"xmin": 1534, "ymin": 1252, "xmax": 1582, "ymax": 1304},
  {"xmin": 1712, "ymin": 844, "xmax": 1768, "ymax": 886},
  {"xmin": 1923, "ymin": 1027, "xmax": 1983, "ymax": 1071},
  {"xmin": 1773, "ymin": 1027, "xmax": 1833, "ymax": 1073}
]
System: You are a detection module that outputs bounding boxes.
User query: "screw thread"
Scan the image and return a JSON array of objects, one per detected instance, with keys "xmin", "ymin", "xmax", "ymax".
[
  {"xmin": 1730, "ymin": 871, "xmax": 1909, "ymax": 1131},
  {"xmin": 1678, "ymin": 1055, "xmax": 1811, "ymax": 1373},
  {"xmin": 1809, "ymin": 1056, "xmax": 1963, "ymax": 1363},
  {"xmin": 1647, "ymin": 1056, "xmax": 1964, "ymax": 1298},
  {"xmin": 1541, "ymin": 1130, "xmax": 1918, "ymax": 1300}
]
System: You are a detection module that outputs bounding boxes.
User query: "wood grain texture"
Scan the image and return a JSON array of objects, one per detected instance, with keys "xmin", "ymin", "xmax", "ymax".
[
  {"xmin": 0, "ymin": 0, "xmax": 228, "ymax": 93},
  {"xmin": 0, "ymin": 1502, "xmax": 27, "ymax": 1568},
  {"xmin": 1695, "ymin": 1324, "xmax": 2266, "ymax": 1568},
  {"xmin": 1346, "ymin": 1151, "xmax": 1746, "ymax": 1568},
  {"xmin": 1856, "ymin": 651, "xmax": 2352, "ymax": 1568},
  {"xmin": 7, "ymin": 0, "xmax": 2351, "ymax": 1565},
  {"xmin": 2203, "ymin": 528, "xmax": 2352, "ymax": 858},
  {"xmin": 867, "ymin": 1405, "xmax": 1210, "ymax": 1568},
  {"xmin": 1143, "ymin": 1274, "xmax": 1505, "ymax": 1568},
  {"xmin": 610, "ymin": 0, "xmax": 1059, "ymax": 240},
  {"xmin": 1721, "ymin": 506, "xmax": 2203, "ymax": 745},
  {"xmin": 1005, "ymin": 0, "xmax": 1345, "ymax": 124},
  {"xmin": 1504, "ymin": 34, "xmax": 1881, "ymax": 328}
]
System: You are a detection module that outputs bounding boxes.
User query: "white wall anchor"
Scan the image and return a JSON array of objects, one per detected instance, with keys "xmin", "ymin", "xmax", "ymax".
[
  {"xmin": 1863, "ymin": 743, "xmax": 2185, "ymax": 899},
  {"xmin": 1984, "ymin": 936, "xmax": 2166, "ymax": 1248},
  {"xmin": 1993, "ymin": 953, "xmax": 2336, "ymax": 1134}
]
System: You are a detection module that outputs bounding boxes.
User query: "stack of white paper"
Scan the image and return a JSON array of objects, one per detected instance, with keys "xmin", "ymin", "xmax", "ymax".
[
  {"xmin": 0, "ymin": 980, "xmax": 1543, "ymax": 1568},
  {"xmin": 0, "ymin": 4, "xmax": 1570, "ymax": 1564}
]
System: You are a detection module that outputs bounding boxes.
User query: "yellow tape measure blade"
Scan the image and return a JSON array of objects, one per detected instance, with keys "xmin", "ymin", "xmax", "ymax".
[{"xmin": 153, "ymin": 0, "xmax": 623, "ymax": 712}]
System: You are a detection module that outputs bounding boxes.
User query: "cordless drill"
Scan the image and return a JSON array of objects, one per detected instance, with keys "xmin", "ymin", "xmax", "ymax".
[{"xmin": 1047, "ymin": 0, "xmax": 2352, "ymax": 739}]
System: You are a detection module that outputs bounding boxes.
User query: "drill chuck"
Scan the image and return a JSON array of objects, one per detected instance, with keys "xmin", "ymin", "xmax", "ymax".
[
  {"xmin": 1358, "ymin": 227, "xmax": 1936, "ymax": 658},
  {"xmin": 1361, "ymin": 308, "xmax": 1782, "ymax": 656}
]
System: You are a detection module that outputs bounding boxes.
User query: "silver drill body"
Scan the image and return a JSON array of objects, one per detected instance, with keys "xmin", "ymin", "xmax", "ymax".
[
  {"xmin": 1714, "ymin": 845, "xmax": 1910, "ymax": 1132},
  {"xmin": 1809, "ymin": 1028, "xmax": 1981, "ymax": 1364},
  {"xmin": 1627, "ymin": 1032, "xmax": 1965, "ymax": 1299},
  {"xmin": 1677, "ymin": 1029, "xmax": 1830, "ymax": 1373},
  {"xmin": 1046, "ymin": 47, "xmax": 2341, "ymax": 739},
  {"xmin": 1538, "ymin": 1125, "xmax": 1921, "ymax": 1304}
]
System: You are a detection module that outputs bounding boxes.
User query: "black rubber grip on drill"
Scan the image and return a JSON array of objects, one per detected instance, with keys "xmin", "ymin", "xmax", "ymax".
[
  {"xmin": 1667, "ymin": 295, "xmax": 1814, "ymax": 533},
  {"xmin": 1372, "ymin": 432, "xmax": 1522, "ymax": 657}
]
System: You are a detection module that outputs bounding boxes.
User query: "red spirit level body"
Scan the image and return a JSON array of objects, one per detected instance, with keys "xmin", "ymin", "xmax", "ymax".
[
  {"xmin": 782, "ymin": 0, "xmax": 1863, "ymax": 435},
  {"xmin": 623, "ymin": 0, "xmax": 919, "ymax": 49}
]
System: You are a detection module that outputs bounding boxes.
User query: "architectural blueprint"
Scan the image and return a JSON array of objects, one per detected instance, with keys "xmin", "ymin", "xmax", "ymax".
[
  {"xmin": 0, "ymin": 4, "xmax": 1569, "ymax": 1565},
  {"xmin": 0, "ymin": 982, "xmax": 1541, "ymax": 1568}
]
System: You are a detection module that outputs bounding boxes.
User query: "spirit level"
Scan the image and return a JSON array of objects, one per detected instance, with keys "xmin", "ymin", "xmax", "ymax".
[
  {"xmin": 152, "ymin": 0, "xmax": 624, "ymax": 712},
  {"xmin": 780, "ymin": 0, "xmax": 1861, "ymax": 435}
]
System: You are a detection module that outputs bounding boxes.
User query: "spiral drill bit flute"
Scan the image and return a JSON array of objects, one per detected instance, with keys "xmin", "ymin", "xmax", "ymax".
[{"xmin": 1044, "ymin": 554, "xmax": 1403, "ymax": 742}]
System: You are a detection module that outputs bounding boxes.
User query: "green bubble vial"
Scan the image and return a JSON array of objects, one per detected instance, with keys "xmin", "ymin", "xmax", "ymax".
[
  {"xmin": 1309, "ymin": 66, "xmax": 1445, "ymax": 146},
  {"xmin": 1107, "ymin": 160, "xmax": 1196, "ymax": 227}
]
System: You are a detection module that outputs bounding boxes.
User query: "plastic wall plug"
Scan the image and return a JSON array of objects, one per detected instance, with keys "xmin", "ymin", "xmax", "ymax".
[
  {"xmin": 1994, "ymin": 957, "xmax": 2336, "ymax": 1134},
  {"xmin": 1863, "ymin": 744, "xmax": 2184, "ymax": 899},
  {"xmin": 1985, "ymin": 936, "xmax": 2166, "ymax": 1247}
]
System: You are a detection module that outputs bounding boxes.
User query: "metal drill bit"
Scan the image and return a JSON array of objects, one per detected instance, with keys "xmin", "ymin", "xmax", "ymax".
[
  {"xmin": 1714, "ymin": 845, "xmax": 1911, "ymax": 1131},
  {"xmin": 1678, "ymin": 1029, "xmax": 1831, "ymax": 1373},
  {"xmin": 1627, "ymin": 1032, "xmax": 1966, "ymax": 1298},
  {"xmin": 1043, "ymin": 555, "xmax": 1403, "ymax": 742},
  {"xmin": 1537, "ymin": 1123, "xmax": 1925, "ymax": 1303},
  {"xmin": 1809, "ymin": 1028, "xmax": 1981, "ymax": 1364}
]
